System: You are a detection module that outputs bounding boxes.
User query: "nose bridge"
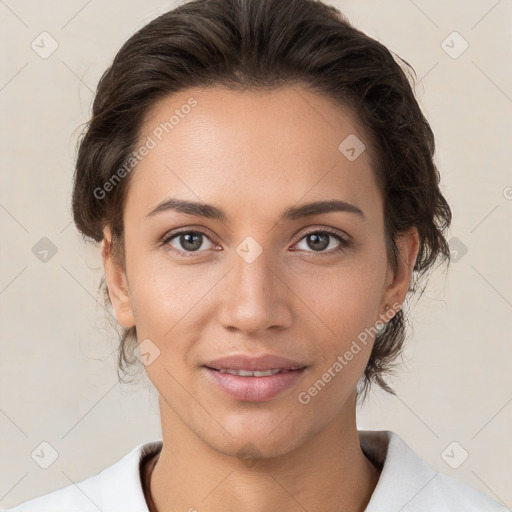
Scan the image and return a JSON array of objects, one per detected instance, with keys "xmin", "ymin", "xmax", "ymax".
[{"xmin": 219, "ymin": 237, "xmax": 291, "ymax": 334}]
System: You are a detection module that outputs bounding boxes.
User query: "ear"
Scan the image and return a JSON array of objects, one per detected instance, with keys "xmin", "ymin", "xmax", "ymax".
[
  {"xmin": 101, "ymin": 225, "xmax": 136, "ymax": 328},
  {"xmin": 380, "ymin": 226, "xmax": 420, "ymax": 317}
]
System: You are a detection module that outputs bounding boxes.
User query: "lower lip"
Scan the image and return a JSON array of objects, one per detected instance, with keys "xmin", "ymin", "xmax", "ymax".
[{"xmin": 203, "ymin": 367, "xmax": 306, "ymax": 402}]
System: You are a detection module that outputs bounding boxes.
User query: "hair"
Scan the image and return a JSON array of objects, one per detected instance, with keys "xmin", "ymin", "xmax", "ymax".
[{"xmin": 71, "ymin": 0, "xmax": 452, "ymax": 406}]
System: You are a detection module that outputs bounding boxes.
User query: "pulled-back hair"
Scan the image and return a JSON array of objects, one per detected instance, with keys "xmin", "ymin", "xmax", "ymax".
[{"xmin": 72, "ymin": 0, "xmax": 452, "ymax": 405}]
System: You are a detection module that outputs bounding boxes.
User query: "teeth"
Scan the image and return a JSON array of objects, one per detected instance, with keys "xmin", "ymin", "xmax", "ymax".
[{"xmin": 218, "ymin": 368, "xmax": 283, "ymax": 377}]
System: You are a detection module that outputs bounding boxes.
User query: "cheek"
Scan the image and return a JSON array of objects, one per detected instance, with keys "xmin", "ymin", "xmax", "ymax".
[
  {"xmin": 292, "ymin": 260, "xmax": 386, "ymax": 387},
  {"xmin": 126, "ymin": 261, "xmax": 206, "ymax": 385},
  {"xmin": 126, "ymin": 248, "xmax": 210, "ymax": 334},
  {"xmin": 294, "ymin": 257, "xmax": 384, "ymax": 334},
  {"xmin": 296, "ymin": 276, "xmax": 378, "ymax": 406}
]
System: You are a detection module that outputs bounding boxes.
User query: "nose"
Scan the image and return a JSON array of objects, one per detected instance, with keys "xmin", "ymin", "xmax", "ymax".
[{"xmin": 218, "ymin": 245, "xmax": 293, "ymax": 336}]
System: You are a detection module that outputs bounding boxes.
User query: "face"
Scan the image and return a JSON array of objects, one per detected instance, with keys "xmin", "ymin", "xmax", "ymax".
[{"xmin": 103, "ymin": 85, "xmax": 417, "ymax": 459}]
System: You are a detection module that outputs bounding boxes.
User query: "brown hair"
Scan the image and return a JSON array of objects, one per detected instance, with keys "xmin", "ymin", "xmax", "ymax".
[{"xmin": 72, "ymin": 0, "xmax": 452, "ymax": 405}]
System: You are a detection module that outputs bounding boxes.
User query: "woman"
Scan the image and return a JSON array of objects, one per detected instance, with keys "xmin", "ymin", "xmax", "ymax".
[{"xmin": 7, "ymin": 0, "xmax": 509, "ymax": 511}]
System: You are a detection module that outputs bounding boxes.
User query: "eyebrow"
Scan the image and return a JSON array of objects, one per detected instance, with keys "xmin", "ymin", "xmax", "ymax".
[{"xmin": 146, "ymin": 197, "xmax": 366, "ymax": 222}]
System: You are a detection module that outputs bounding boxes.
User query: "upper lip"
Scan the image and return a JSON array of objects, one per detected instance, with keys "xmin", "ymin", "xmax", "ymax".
[{"xmin": 204, "ymin": 354, "xmax": 307, "ymax": 371}]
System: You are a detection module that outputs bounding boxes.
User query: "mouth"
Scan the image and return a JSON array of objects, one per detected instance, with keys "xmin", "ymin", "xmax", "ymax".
[{"xmin": 202, "ymin": 364, "xmax": 307, "ymax": 402}]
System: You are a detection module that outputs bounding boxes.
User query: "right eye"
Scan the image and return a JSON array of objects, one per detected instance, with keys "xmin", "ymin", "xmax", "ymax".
[{"xmin": 162, "ymin": 229, "xmax": 219, "ymax": 257}]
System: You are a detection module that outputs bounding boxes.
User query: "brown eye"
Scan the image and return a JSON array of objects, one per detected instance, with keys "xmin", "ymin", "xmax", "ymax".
[
  {"xmin": 305, "ymin": 233, "xmax": 330, "ymax": 251},
  {"xmin": 294, "ymin": 230, "xmax": 350, "ymax": 254},
  {"xmin": 163, "ymin": 230, "xmax": 216, "ymax": 256}
]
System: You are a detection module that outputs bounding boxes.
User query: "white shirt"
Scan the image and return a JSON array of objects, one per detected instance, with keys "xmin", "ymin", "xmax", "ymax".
[{"xmin": 5, "ymin": 430, "xmax": 510, "ymax": 512}]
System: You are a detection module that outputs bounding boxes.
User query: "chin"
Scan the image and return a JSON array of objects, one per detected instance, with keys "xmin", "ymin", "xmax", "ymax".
[
  {"xmin": 194, "ymin": 409, "xmax": 308, "ymax": 462},
  {"xmin": 207, "ymin": 430, "xmax": 302, "ymax": 463}
]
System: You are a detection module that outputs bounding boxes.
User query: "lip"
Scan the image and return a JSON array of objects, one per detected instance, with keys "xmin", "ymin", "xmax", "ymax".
[
  {"xmin": 204, "ymin": 354, "xmax": 306, "ymax": 371},
  {"xmin": 202, "ymin": 353, "xmax": 308, "ymax": 402},
  {"xmin": 202, "ymin": 366, "xmax": 307, "ymax": 402}
]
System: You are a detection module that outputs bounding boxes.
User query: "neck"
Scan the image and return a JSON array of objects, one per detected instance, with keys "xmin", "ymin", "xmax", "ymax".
[{"xmin": 149, "ymin": 393, "xmax": 381, "ymax": 512}]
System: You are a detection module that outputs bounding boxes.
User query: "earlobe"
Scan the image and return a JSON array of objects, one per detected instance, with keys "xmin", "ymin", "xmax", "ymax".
[{"xmin": 101, "ymin": 226, "xmax": 136, "ymax": 328}]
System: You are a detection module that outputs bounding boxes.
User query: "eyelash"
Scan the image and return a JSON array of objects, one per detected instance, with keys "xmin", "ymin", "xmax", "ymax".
[{"xmin": 160, "ymin": 227, "xmax": 351, "ymax": 258}]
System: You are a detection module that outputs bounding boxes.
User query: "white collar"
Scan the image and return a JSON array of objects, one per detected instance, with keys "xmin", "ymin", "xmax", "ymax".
[{"xmin": 7, "ymin": 430, "xmax": 508, "ymax": 511}]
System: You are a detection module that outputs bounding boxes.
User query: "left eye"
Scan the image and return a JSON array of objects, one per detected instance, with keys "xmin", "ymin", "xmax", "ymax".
[
  {"xmin": 162, "ymin": 229, "xmax": 349, "ymax": 257},
  {"xmin": 294, "ymin": 230, "xmax": 348, "ymax": 253}
]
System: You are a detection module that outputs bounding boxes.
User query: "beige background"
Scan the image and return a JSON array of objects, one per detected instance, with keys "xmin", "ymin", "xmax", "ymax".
[{"xmin": 1, "ymin": 0, "xmax": 511, "ymax": 509}]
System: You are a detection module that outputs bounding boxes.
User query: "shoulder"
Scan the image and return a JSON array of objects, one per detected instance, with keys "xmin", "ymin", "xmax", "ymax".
[
  {"xmin": 360, "ymin": 430, "xmax": 510, "ymax": 512},
  {"xmin": 431, "ymin": 471, "xmax": 509, "ymax": 511},
  {"xmin": 4, "ymin": 439, "xmax": 163, "ymax": 512}
]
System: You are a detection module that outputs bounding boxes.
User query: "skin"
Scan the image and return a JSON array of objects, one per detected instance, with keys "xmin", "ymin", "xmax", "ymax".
[{"xmin": 102, "ymin": 85, "xmax": 420, "ymax": 512}]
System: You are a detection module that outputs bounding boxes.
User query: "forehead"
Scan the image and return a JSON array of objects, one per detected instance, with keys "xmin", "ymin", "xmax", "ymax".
[{"xmin": 125, "ymin": 85, "xmax": 382, "ymax": 223}]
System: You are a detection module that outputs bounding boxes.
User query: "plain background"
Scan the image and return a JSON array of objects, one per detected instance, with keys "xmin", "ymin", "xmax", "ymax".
[{"xmin": 0, "ymin": 0, "xmax": 511, "ymax": 509}]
